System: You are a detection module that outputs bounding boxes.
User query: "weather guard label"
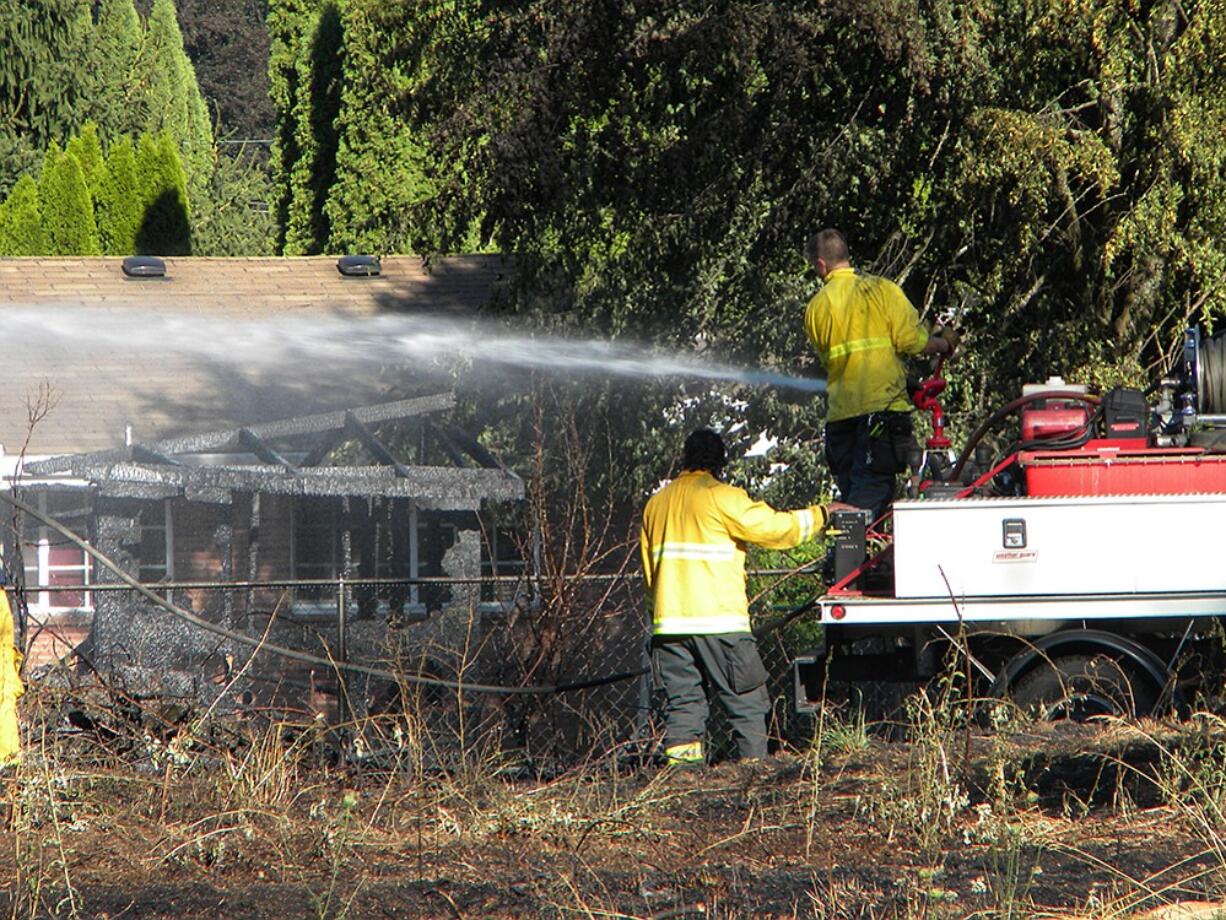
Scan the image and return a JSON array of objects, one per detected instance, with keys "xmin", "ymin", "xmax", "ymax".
[{"xmin": 992, "ymin": 549, "xmax": 1038, "ymax": 564}]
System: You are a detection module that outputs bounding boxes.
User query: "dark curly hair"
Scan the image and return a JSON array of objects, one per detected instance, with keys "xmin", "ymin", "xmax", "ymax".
[{"xmin": 681, "ymin": 428, "xmax": 726, "ymax": 475}]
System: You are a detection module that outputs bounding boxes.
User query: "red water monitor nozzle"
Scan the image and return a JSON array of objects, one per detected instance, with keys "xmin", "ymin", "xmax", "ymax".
[{"xmin": 913, "ymin": 356, "xmax": 951, "ymax": 449}]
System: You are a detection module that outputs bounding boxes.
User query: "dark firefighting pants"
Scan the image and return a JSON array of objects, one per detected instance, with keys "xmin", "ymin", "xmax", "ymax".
[
  {"xmin": 651, "ymin": 632, "xmax": 771, "ymax": 760},
  {"xmin": 825, "ymin": 412, "xmax": 909, "ymax": 522}
]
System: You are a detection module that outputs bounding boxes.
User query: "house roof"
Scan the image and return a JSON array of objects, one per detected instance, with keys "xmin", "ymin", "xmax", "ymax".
[
  {"xmin": 0, "ymin": 255, "xmax": 513, "ymax": 456},
  {"xmin": 24, "ymin": 393, "xmax": 524, "ymax": 509}
]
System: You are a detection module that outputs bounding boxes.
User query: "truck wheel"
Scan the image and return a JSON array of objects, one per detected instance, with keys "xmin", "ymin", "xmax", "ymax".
[{"xmin": 1008, "ymin": 653, "xmax": 1158, "ymax": 721}]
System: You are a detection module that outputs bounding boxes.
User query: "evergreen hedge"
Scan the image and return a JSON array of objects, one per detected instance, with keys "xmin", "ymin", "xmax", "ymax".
[
  {"xmin": 135, "ymin": 131, "xmax": 191, "ymax": 255},
  {"xmin": 38, "ymin": 143, "xmax": 101, "ymax": 256},
  {"xmin": 0, "ymin": 176, "xmax": 47, "ymax": 256},
  {"xmin": 96, "ymin": 135, "xmax": 143, "ymax": 255}
]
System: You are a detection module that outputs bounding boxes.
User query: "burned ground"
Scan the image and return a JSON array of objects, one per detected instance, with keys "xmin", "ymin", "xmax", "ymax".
[{"xmin": 5, "ymin": 684, "xmax": 1226, "ymax": 920}]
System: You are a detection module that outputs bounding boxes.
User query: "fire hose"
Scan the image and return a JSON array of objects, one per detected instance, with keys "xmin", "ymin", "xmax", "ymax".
[
  {"xmin": 950, "ymin": 390, "xmax": 1101, "ymax": 481},
  {"xmin": 2, "ymin": 491, "xmax": 646, "ymax": 696}
]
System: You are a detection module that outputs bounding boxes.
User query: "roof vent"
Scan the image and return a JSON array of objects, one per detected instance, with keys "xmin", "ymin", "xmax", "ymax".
[
  {"xmin": 122, "ymin": 255, "xmax": 166, "ymax": 278},
  {"xmin": 337, "ymin": 254, "xmax": 381, "ymax": 277}
]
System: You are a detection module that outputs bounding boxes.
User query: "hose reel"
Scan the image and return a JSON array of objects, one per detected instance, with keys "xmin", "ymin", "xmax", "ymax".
[
  {"xmin": 1196, "ymin": 328, "xmax": 1226, "ymax": 417},
  {"xmin": 1154, "ymin": 328, "xmax": 1226, "ymax": 446}
]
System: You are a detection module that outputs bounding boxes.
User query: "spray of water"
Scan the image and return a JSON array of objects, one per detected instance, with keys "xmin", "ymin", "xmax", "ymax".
[{"xmin": 11, "ymin": 305, "xmax": 826, "ymax": 393}]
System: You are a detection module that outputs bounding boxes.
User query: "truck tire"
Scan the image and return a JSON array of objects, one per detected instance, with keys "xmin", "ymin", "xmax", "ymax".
[{"xmin": 1008, "ymin": 653, "xmax": 1158, "ymax": 720}]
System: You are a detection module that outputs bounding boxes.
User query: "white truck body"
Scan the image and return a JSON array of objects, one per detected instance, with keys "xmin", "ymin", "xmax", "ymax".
[{"xmin": 890, "ymin": 493, "xmax": 1226, "ymax": 599}]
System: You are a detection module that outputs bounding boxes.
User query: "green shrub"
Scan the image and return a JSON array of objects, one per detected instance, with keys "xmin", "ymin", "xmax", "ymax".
[
  {"xmin": 38, "ymin": 143, "xmax": 101, "ymax": 256},
  {"xmin": 135, "ymin": 131, "xmax": 191, "ymax": 255},
  {"xmin": 65, "ymin": 122, "xmax": 105, "ymax": 197},
  {"xmin": 96, "ymin": 135, "xmax": 143, "ymax": 255},
  {"xmin": 0, "ymin": 175, "xmax": 48, "ymax": 256}
]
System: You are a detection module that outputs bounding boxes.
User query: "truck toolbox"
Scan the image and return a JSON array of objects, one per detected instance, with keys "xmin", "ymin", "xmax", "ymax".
[{"xmin": 891, "ymin": 493, "xmax": 1226, "ymax": 599}]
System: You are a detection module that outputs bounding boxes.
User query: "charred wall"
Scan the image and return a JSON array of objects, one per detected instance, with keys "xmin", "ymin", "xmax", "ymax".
[{"xmin": 84, "ymin": 492, "xmax": 489, "ymax": 715}]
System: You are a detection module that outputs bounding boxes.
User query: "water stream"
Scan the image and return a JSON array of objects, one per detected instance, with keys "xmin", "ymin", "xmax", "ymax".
[{"xmin": 12, "ymin": 306, "xmax": 826, "ymax": 393}]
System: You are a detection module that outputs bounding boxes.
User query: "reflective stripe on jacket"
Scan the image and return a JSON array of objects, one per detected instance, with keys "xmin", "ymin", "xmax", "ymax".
[
  {"xmin": 804, "ymin": 267, "xmax": 929, "ymax": 422},
  {"xmin": 640, "ymin": 470, "xmax": 827, "ymax": 635}
]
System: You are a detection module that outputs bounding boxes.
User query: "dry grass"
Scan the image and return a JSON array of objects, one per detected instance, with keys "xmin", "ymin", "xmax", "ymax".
[{"xmin": 6, "ymin": 670, "xmax": 1226, "ymax": 920}]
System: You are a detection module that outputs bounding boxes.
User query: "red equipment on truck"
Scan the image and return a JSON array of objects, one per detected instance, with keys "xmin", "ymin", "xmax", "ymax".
[{"xmin": 794, "ymin": 328, "xmax": 1226, "ymax": 719}]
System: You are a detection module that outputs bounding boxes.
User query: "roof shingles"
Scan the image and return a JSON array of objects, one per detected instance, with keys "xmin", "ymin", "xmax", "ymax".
[{"xmin": 0, "ymin": 255, "xmax": 511, "ymax": 455}]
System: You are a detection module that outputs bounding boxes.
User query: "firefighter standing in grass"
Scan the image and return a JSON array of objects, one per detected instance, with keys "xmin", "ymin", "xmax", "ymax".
[
  {"xmin": 804, "ymin": 228, "xmax": 958, "ymax": 522},
  {"xmin": 1, "ymin": 584, "xmax": 23, "ymax": 765},
  {"xmin": 641, "ymin": 428, "xmax": 850, "ymax": 765}
]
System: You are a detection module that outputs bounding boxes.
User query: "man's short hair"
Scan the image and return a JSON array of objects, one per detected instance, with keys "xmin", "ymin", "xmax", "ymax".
[
  {"xmin": 806, "ymin": 228, "xmax": 849, "ymax": 266},
  {"xmin": 681, "ymin": 428, "xmax": 727, "ymax": 475}
]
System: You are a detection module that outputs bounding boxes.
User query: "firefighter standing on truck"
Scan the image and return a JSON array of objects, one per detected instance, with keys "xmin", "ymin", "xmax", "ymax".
[
  {"xmin": 804, "ymin": 228, "xmax": 958, "ymax": 522},
  {"xmin": 641, "ymin": 428, "xmax": 849, "ymax": 765}
]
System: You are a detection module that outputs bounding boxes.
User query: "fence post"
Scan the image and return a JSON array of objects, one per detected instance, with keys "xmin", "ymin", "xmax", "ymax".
[
  {"xmin": 337, "ymin": 576, "xmax": 348, "ymax": 666},
  {"xmin": 336, "ymin": 577, "xmax": 349, "ymax": 751}
]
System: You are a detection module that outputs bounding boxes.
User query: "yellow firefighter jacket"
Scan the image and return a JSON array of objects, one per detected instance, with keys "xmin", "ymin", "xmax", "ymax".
[
  {"xmin": 1, "ymin": 588, "xmax": 23, "ymax": 765},
  {"xmin": 804, "ymin": 267, "xmax": 930, "ymax": 422},
  {"xmin": 641, "ymin": 470, "xmax": 827, "ymax": 635}
]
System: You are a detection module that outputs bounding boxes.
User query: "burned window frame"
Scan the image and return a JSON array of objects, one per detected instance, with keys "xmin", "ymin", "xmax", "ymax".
[
  {"xmin": 19, "ymin": 488, "xmax": 94, "ymax": 612},
  {"xmin": 137, "ymin": 499, "xmax": 174, "ymax": 585}
]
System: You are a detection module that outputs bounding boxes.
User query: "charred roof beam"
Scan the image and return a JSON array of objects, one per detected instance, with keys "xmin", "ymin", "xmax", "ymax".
[
  {"xmin": 154, "ymin": 393, "xmax": 456, "ymax": 455},
  {"xmin": 24, "ymin": 394, "xmax": 456, "ymax": 475},
  {"xmin": 63, "ymin": 461, "xmax": 523, "ymax": 502},
  {"xmin": 343, "ymin": 412, "xmax": 412, "ymax": 478},
  {"xmin": 238, "ymin": 428, "xmax": 300, "ymax": 474}
]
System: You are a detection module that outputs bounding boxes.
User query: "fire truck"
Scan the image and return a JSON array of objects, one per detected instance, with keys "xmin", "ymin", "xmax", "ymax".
[{"xmin": 794, "ymin": 328, "xmax": 1226, "ymax": 719}]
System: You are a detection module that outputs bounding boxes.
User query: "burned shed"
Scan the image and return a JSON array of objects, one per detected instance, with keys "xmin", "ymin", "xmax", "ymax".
[
  {"xmin": 0, "ymin": 255, "xmax": 525, "ymax": 706},
  {"xmin": 18, "ymin": 395, "xmax": 523, "ymax": 703}
]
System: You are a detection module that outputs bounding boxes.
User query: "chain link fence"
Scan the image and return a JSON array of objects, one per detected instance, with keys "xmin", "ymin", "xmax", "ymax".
[{"xmin": 17, "ymin": 569, "xmax": 828, "ymax": 768}]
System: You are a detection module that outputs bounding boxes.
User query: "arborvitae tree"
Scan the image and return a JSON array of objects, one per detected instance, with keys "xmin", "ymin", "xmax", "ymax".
[
  {"xmin": 38, "ymin": 143, "xmax": 101, "ymax": 255},
  {"xmin": 269, "ymin": 0, "xmax": 483, "ymax": 255},
  {"xmin": 279, "ymin": 0, "xmax": 344, "ymax": 254},
  {"xmin": 325, "ymin": 0, "xmax": 440, "ymax": 255},
  {"xmin": 0, "ymin": 0, "xmax": 253, "ymax": 258},
  {"xmin": 65, "ymin": 122, "xmax": 105, "ymax": 197},
  {"xmin": 135, "ymin": 131, "xmax": 191, "ymax": 255},
  {"xmin": 96, "ymin": 135, "xmax": 142, "ymax": 254},
  {"xmin": 267, "ymin": 0, "xmax": 320, "ymax": 252},
  {"xmin": 0, "ymin": 175, "xmax": 48, "ymax": 256},
  {"xmin": 88, "ymin": 0, "xmax": 147, "ymax": 140},
  {"xmin": 143, "ymin": 0, "xmax": 215, "ymax": 197}
]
